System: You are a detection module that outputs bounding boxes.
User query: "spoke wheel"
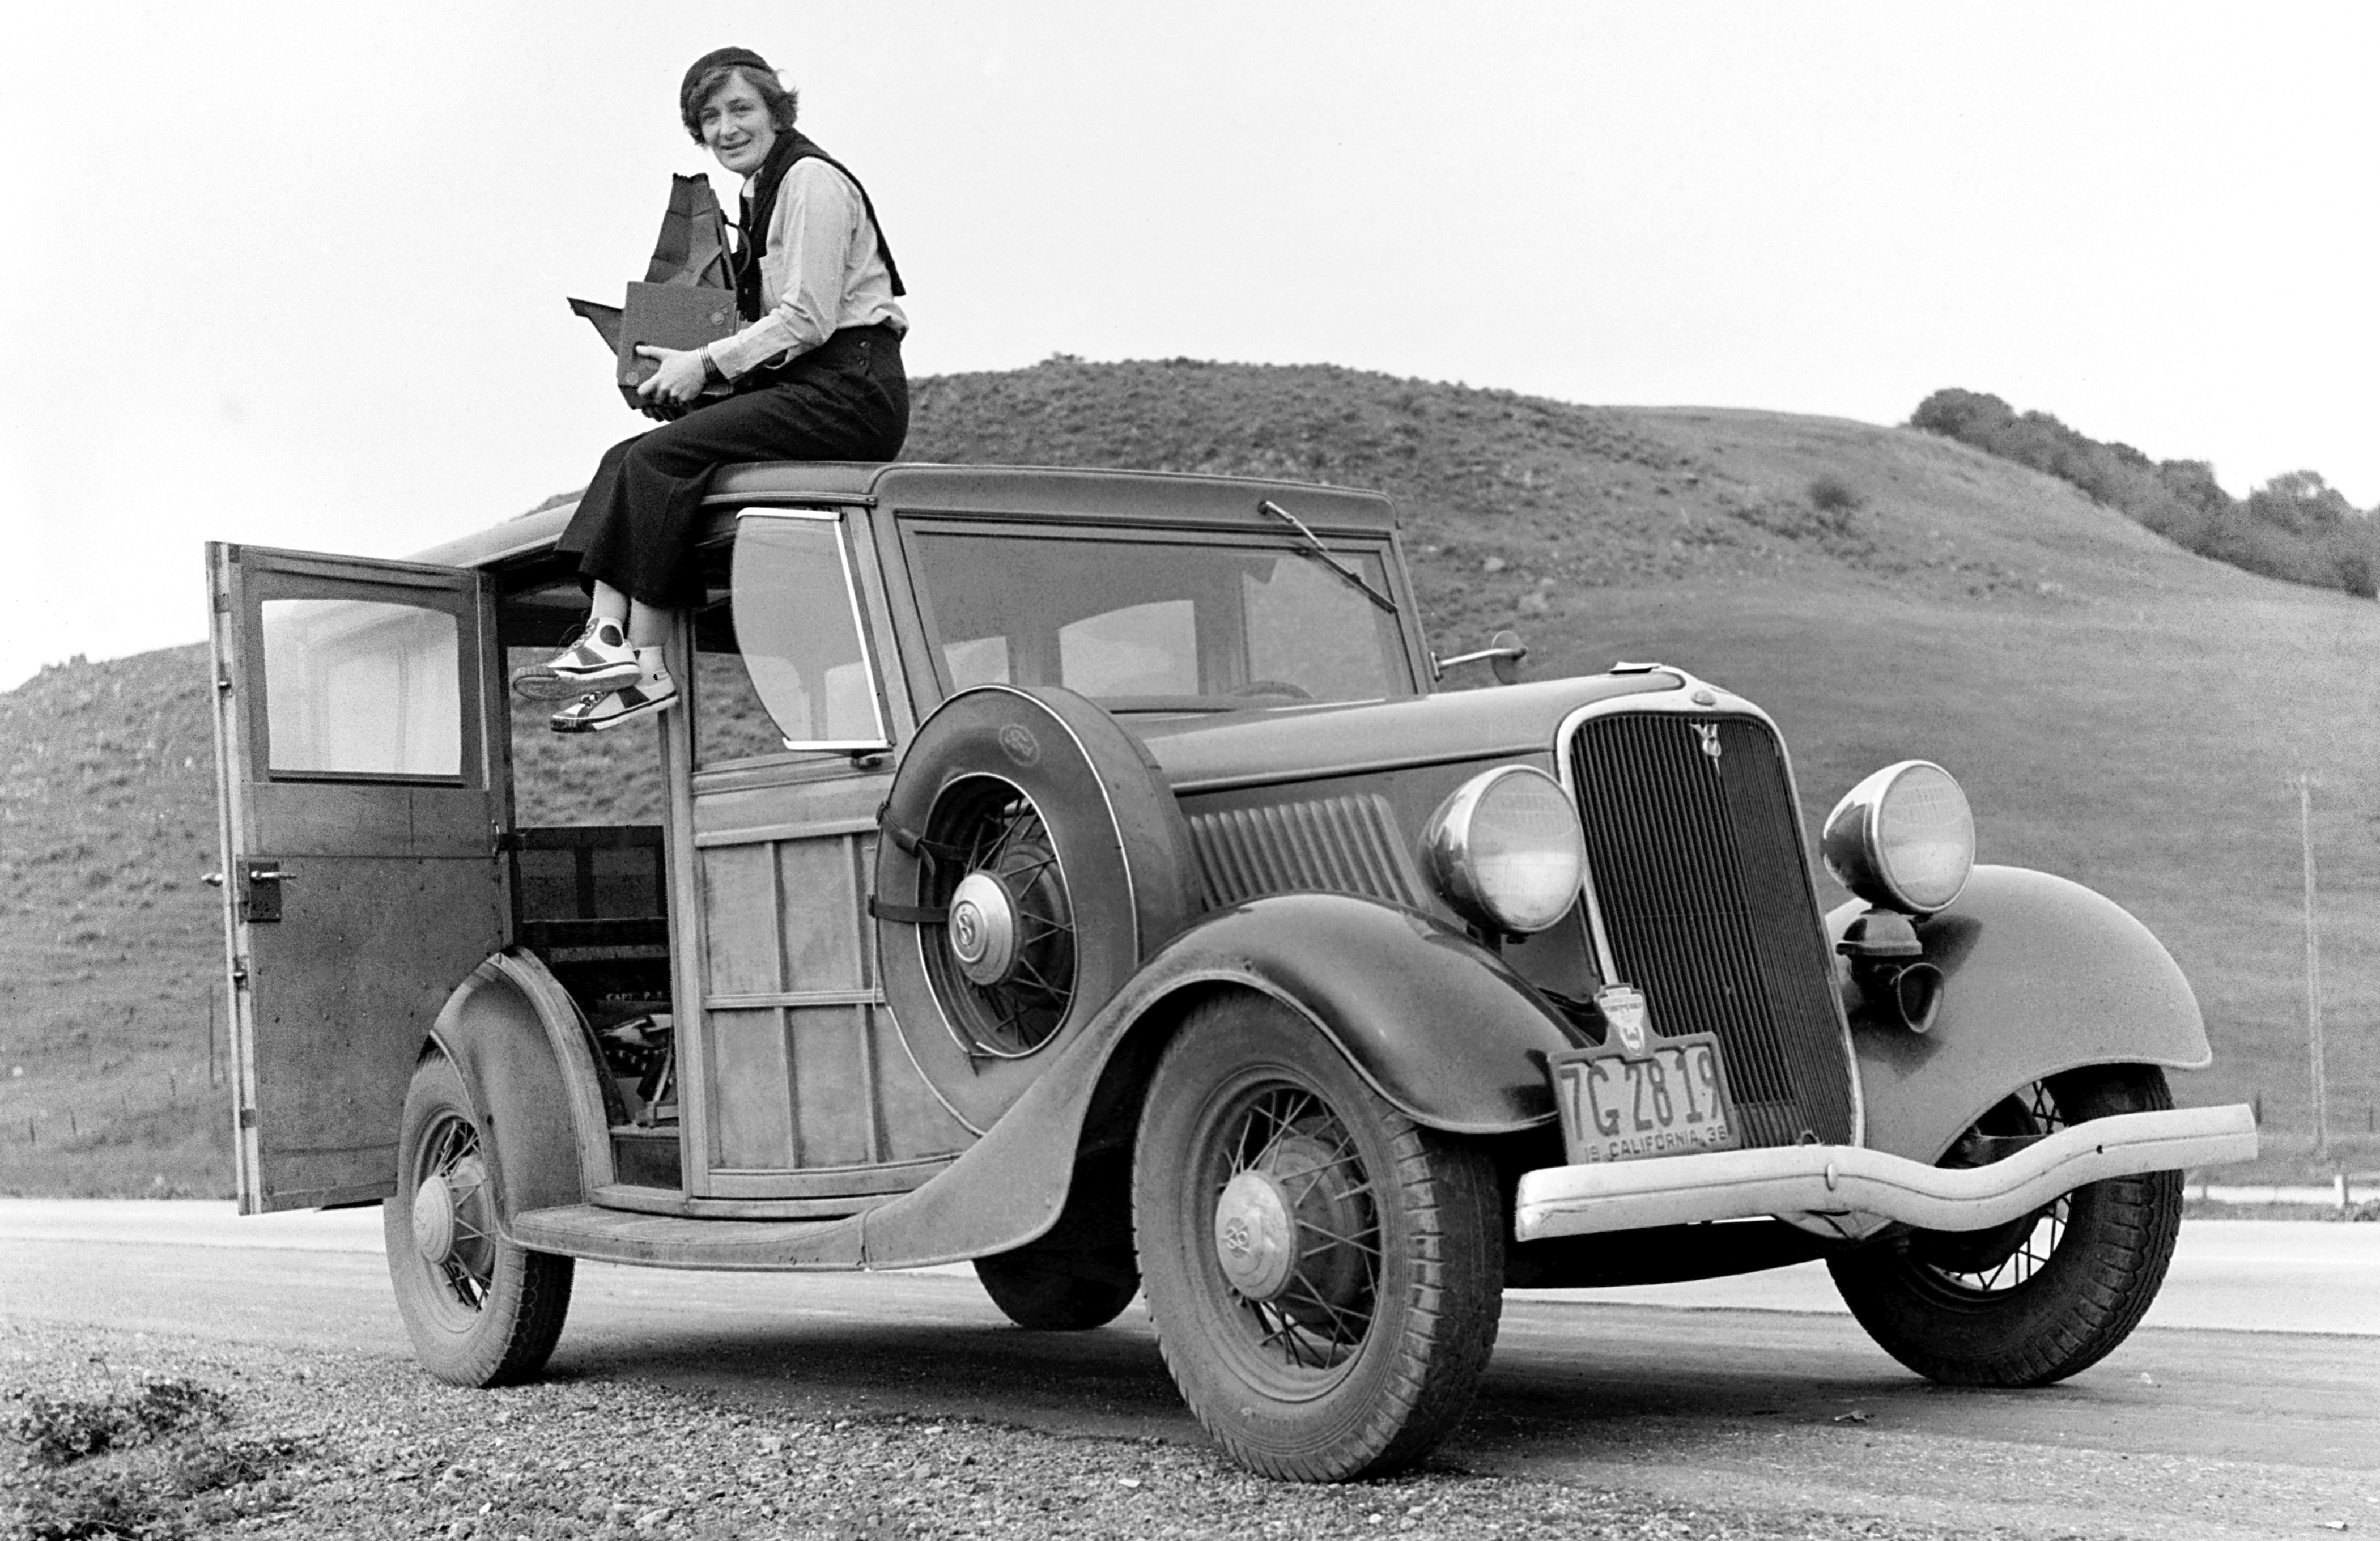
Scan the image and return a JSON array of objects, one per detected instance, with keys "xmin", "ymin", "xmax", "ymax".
[
  {"xmin": 1904, "ymin": 1081, "xmax": 2067, "ymax": 1290},
  {"xmin": 876, "ymin": 685, "xmax": 1201, "ymax": 1131},
  {"xmin": 921, "ymin": 778, "xmax": 1078, "ymax": 1060},
  {"xmin": 383, "ymin": 1055, "xmax": 573, "ymax": 1387},
  {"xmin": 1135, "ymin": 994, "xmax": 1503, "ymax": 1481},
  {"xmin": 1828, "ymin": 1064, "xmax": 2182, "ymax": 1387},
  {"xmin": 1207, "ymin": 1084, "xmax": 1384, "ymax": 1382}
]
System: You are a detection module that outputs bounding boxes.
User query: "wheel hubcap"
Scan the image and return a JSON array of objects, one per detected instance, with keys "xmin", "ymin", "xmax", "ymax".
[
  {"xmin": 1197, "ymin": 1082, "xmax": 1387, "ymax": 1381},
  {"xmin": 411, "ymin": 1173, "xmax": 457, "ymax": 1263},
  {"xmin": 1214, "ymin": 1169, "xmax": 1298, "ymax": 1299},
  {"xmin": 948, "ymin": 871, "xmax": 1019, "ymax": 986}
]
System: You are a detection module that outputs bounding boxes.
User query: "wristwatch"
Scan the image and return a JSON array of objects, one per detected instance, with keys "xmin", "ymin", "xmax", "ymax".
[{"xmin": 699, "ymin": 346, "xmax": 728, "ymax": 388}]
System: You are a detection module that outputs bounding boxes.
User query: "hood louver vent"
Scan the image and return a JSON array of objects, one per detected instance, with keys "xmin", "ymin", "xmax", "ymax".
[{"xmin": 1188, "ymin": 794, "xmax": 1425, "ymax": 910}]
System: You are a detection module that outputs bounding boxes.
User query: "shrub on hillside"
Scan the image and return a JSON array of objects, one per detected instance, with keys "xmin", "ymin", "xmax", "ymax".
[
  {"xmin": 1807, "ymin": 474, "xmax": 1864, "ymax": 515},
  {"xmin": 1911, "ymin": 388, "xmax": 2375, "ymax": 600}
]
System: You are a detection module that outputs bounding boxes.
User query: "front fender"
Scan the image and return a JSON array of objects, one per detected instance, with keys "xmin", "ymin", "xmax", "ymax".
[
  {"xmin": 426, "ymin": 951, "xmax": 614, "ymax": 1223},
  {"xmin": 857, "ymin": 892, "xmax": 1578, "ymax": 1267},
  {"xmin": 1833, "ymin": 864, "xmax": 2211, "ymax": 1164},
  {"xmin": 1133, "ymin": 893, "xmax": 1579, "ymax": 1134}
]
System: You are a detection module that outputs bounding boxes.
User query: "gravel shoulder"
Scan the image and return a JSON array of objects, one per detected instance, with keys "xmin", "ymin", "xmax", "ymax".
[{"xmin": 4, "ymin": 1321, "xmax": 2037, "ymax": 1541}]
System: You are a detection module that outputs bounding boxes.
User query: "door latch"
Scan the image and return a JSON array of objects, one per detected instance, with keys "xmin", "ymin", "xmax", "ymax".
[{"xmin": 239, "ymin": 862, "xmax": 288, "ymax": 923}]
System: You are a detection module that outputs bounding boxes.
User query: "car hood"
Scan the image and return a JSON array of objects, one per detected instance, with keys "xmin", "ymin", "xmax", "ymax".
[{"xmin": 1130, "ymin": 672, "xmax": 1688, "ymax": 793}]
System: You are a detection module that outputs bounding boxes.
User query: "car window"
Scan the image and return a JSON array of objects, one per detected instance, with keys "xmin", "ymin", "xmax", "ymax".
[
  {"xmin": 1059, "ymin": 600, "xmax": 1197, "ymax": 696},
  {"xmin": 908, "ymin": 529, "xmax": 1413, "ymax": 708},
  {"xmin": 695, "ymin": 640, "xmax": 788, "ymax": 766},
  {"xmin": 261, "ymin": 598, "xmax": 462, "ymax": 778},
  {"xmin": 728, "ymin": 513, "xmax": 890, "ymax": 752}
]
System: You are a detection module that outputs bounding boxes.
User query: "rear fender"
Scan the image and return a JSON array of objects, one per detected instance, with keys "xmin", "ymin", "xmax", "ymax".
[
  {"xmin": 1834, "ymin": 864, "xmax": 2211, "ymax": 1164},
  {"xmin": 858, "ymin": 892, "xmax": 1575, "ymax": 1266},
  {"xmin": 425, "ymin": 951, "xmax": 614, "ymax": 1224}
]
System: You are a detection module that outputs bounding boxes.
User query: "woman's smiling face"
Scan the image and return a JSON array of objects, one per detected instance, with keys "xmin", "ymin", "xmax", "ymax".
[{"xmin": 699, "ymin": 71, "xmax": 779, "ymax": 177}]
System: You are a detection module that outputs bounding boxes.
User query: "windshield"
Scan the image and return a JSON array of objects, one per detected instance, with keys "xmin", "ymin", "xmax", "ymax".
[{"xmin": 907, "ymin": 527, "xmax": 1416, "ymax": 710}]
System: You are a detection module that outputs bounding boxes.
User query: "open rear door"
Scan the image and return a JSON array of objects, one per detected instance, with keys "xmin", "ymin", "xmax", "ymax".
[{"xmin": 208, "ymin": 543, "xmax": 508, "ymax": 1212}]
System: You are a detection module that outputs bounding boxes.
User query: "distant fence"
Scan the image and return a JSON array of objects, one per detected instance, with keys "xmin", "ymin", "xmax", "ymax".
[{"xmin": 6, "ymin": 982, "xmax": 230, "ymax": 1153}]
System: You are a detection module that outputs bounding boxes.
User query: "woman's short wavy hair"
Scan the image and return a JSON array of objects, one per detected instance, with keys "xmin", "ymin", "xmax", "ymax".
[{"xmin": 678, "ymin": 51, "xmax": 798, "ymax": 143}]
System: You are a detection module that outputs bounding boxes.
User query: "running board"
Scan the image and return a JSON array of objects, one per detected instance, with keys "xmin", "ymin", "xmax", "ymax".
[
  {"xmin": 1514, "ymin": 1103, "xmax": 2258, "ymax": 1243},
  {"xmin": 508, "ymin": 1204, "xmax": 866, "ymax": 1270}
]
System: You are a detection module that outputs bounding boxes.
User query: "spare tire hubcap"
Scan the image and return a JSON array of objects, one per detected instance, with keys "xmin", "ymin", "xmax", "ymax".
[{"xmin": 948, "ymin": 871, "xmax": 1020, "ymax": 985}]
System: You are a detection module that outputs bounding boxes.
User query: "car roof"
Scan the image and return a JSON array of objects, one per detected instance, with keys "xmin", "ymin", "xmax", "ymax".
[{"xmin": 411, "ymin": 461, "xmax": 1399, "ymax": 572}]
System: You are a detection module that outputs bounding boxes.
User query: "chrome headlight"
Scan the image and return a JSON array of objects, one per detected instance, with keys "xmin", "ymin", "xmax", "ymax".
[
  {"xmin": 1423, "ymin": 766, "xmax": 1587, "ymax": 934},
  {"xmin": 1821, "ymin": 761, "xmax": 1975, "ymax": 915}
]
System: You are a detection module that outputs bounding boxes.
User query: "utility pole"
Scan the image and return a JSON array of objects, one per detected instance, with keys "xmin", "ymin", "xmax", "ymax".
[{"xmin": 2298, "ymin": 775, "xmax": 2328, "ymax": 1158}]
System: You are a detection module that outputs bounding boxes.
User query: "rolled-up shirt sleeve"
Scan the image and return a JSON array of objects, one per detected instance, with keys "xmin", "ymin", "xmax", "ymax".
[{"xmin": 709, "ymin": 159, "xmax": 864, "ymax": 380}]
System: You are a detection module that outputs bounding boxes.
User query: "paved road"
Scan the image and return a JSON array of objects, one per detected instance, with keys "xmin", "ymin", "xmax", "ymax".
[{"xmin": 5, "ymin": 1203, "xmax": 2375, "ymax": 1539}]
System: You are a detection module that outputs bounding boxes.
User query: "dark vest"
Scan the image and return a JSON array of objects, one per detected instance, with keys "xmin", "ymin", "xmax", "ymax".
[{"xmin": 734, "ymin": 130, "xmax": 907, "ymax": 324}]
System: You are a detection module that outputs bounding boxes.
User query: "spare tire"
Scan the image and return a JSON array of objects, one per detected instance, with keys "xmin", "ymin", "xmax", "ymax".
[{"xmin": 876, "ymin": 685, "xmax": 1200, "ymax": 1131}]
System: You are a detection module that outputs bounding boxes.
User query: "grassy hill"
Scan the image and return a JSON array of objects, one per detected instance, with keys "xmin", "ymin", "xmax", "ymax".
[{"xmin": 3, "ymin": 358, "xmax": 2372, "ymax": 1196}]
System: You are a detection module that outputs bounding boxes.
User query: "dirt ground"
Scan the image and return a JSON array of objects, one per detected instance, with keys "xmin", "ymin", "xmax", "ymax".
[{"xmin": 5, "ymin": 1321, "xmax": 2032, "ymax": 1541}]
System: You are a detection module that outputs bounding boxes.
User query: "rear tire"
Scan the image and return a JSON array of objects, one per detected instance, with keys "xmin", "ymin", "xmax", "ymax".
[
  {"xmin": 383, "ymin": 1054, "xmax": 573, "ymax": 1387},
  {"xmin": 1133, "ymin": 994, "xmax": 1504, "ymax": 1481},
  {"xmin": 1827, "ymin": 1064, "xmax": 2181, "ymax": 1386},
  {"xmin": 975, "ymin": 1244, "xmax": 1140, "ymax": 1331}
]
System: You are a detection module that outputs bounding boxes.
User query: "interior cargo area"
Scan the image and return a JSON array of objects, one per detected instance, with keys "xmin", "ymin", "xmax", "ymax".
[
  {"xmin": 509, "ymin": 823, "xmax": 681, "ymax": 1189},
  {"xmin": 500, "ymin": 563, "xmax": 688, "ymax": 1194}
]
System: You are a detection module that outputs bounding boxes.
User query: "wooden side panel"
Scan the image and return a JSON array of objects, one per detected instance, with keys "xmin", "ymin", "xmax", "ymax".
[
  {"xmin": 779, "ymin": 838, "xmax": 869, "ymax": 987},
  {"xmin": 700, "ymin": 844, "xmax": 781, "ymax": 997},
  {"xmin": 707, "ymin": 1006, "xmax": 794, "ymax": 1169},
  {"xmin": 692, "ymin": 814, "xmax": 973, "ymax": 1190},
  {"xmin": 788, "ymin": 1004, "xmax": 874, "ymax": 1166}
]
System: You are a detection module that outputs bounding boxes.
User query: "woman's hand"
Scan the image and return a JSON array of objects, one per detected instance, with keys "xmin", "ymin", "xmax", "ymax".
[{"xmin": 635, "ymin": 345, "xmax": 710, "ymax": 409}]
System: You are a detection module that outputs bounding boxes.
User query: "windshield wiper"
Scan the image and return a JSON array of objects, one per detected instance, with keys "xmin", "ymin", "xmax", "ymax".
[{"xmin": 1256, "ymin": 500, "xmax": 1398, "ymax": 615}]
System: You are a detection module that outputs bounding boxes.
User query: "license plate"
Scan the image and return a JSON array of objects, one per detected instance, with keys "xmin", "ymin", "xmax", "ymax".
[{"xmin": 1549, "ymin": 1032, "xmax": 1740, "ymax": 1165}]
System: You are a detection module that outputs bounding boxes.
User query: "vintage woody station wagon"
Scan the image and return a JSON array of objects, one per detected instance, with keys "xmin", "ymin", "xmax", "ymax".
[{"xmin": 207, "ymin": 463, "xmax": 2256, "ymax": 1480}]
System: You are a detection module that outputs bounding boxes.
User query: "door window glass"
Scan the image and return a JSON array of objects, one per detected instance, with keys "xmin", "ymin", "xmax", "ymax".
[
  {"xmin": 730, "ymin": 514, "xmax": 889, "ymax": 749},
  {"xmin": 261, "ymin": 598, "xmax": 461, "ymax": 776}
]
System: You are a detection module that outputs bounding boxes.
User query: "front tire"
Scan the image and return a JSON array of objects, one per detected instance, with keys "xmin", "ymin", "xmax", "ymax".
[
  {"xmin": 1133, "ymin": 994, "xmax": 1504, "ymax": 1481},
  {"xmin": 1828, "ymin": 1064, "xmax": 2182, "ymax": 1386},
  {"xmin": 382, "ymin": 1054, "xmax": 574, "ymax": 1387}
]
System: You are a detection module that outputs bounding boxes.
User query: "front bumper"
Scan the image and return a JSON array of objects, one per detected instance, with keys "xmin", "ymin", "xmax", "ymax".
[{"xmin": 1513, "ymin": 1103, "xmax": 2257, "ymax": 1243}]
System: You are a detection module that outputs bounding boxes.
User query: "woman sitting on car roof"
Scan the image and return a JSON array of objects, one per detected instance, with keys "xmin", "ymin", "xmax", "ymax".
[{"xmin": 515, "ymin": 44, "xmax": 910, "ymax": 732}]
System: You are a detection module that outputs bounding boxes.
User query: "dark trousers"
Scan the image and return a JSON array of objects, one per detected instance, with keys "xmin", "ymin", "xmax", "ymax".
[{"xmin": 556, "ymin": 324, "xmax": 908, "ymax": 609}]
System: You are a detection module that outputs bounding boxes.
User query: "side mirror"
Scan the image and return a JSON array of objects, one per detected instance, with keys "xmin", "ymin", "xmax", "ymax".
[
  {"xmin": 1487, "ymin": 629, "xmax": 1526, "ymax": 686},
  {"xmin": 1432, "ymin": 629, "xmax": 1528, "ymax": 686}
]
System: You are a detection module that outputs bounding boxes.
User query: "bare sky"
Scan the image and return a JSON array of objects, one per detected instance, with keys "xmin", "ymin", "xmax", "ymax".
[{"xmin": 2, "ymin": 2, "xmax": 2373, "ymax": 690}]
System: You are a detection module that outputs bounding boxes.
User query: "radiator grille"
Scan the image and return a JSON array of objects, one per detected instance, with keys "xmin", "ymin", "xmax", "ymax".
[
  {"xmin": 1569, "ymin": 714, "xmax": 1855, "ymax": 1148},
  {"xmin": 1188, "ymin": 794, "xmax": 1425, "ymax": 909}
]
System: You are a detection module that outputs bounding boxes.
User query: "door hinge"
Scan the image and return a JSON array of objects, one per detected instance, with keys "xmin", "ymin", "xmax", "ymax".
[
  {"xmin": 215, "ymin": 674, "xmax": 233, "ymax": 694},
  {"xmin": 237, "ymin": 1108, "xmax": 257, "ymax": 1129},
  {"xmin": 230, "ymin": 959, "xmax": 250, "ymax": 987}
]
